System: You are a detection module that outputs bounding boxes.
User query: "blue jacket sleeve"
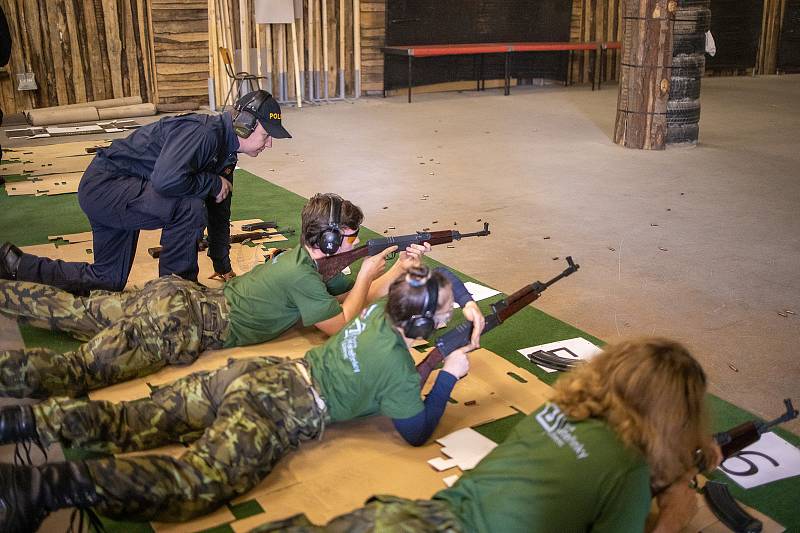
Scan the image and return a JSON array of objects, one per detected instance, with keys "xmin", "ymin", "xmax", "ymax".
[
  {"xmin": 392, "ymin": 370, "xmax": 458, "ymax": 446},
  {"xmin": 150, "ymin": 125, "xmax": 222, "ymax": 198},
  {"xmin": 434, "ymin": 267, "xmax": 473, "ymax": 307}
]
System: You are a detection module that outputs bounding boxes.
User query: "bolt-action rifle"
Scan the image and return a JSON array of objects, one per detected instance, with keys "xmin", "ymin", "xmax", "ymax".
[
  {"xmin": 147, "ymin": 224, "xmax": 294, "ymax": 259},
  {"xmin": 697, "ymin": 399, "xmax": 798, "ymax": 533},
  {"xmin": 316, "ymin": 223, "xmax": 491, "ymax": 282},
  {"xmin": 416, "ymin": 257, "xmax": 580, "ymax": 385}
]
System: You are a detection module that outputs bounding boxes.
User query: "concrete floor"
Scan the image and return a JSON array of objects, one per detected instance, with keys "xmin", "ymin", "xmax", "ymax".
[
  {"xmin": 1, "ymin": 74, "xmax": 798, "ymax": 440},
  {"xmin": 237, "ymin": 74, "xmax": 800, "ymax": 433}
]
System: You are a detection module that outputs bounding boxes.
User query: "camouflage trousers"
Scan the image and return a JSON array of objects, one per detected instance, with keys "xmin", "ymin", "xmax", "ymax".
[
  {"xmin": 250, "ymin": 495, "xmax": 463, "ymax": 533},
  {"xmin": 34, "ymin": 356, "xmax": 328, "ymax": 522},
  {"xmin": 0, "ymin": 275, "xmax": 229, "ymax": 398}
]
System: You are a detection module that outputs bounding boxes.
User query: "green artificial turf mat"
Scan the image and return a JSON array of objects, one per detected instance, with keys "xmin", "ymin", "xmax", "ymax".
[{"xmin": 4, "ymin": 169, "xmax": 798, "ymax": 530}]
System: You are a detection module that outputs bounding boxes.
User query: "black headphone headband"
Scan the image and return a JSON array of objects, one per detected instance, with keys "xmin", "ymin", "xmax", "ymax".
[
  {"xmin": 318, "ymin": 195, "xmax": 344, "ymax": 255},
  {"xmin": 403, "ymin": 274, "xmax": 439, "ymax": 339},
  {"xmin": 233, "ymin": 91, "xmax": 270, "ymax": 138}
]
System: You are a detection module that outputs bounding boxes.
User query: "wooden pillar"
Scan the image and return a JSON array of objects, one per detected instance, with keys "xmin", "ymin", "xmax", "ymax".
[{"xmin": 613, "ymin": 0, "xmax": 674, "ymax": 150}]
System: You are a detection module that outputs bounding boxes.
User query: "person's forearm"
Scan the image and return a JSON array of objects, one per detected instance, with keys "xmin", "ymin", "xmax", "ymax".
[
  {"xmin": 341, "ymin": 275, "xmax": 372, "ymax": 321},
  {"xmin": 366, "ymin": 261, "xmax": 405, "ymax": 303}
]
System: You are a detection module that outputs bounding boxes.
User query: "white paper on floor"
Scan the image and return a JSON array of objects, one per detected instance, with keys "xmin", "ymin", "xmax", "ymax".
[
  {"xmin": 718, "ymin": 432, "xmax": 800, "ymax": 489},
  {"xmin": 453, "ymin": 282, "xmax": 501, "ymax": 308},
  {"xmin": 428, "ymin": 457, "xmax": 459, "ymax": 471},
  {"xmin": 517, "ymin": 337, "xmax": 602, "ymax": 373},
  {"xmin": 433, "ymin": 428, "xmax": 497, "ymax": 471},
  {"xmin": 443, "ymin": 474, "xmax": 460, "ymax": 487}
]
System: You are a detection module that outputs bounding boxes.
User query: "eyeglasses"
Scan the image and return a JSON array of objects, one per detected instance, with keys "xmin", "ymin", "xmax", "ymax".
[{"xmin": 342, "ymin": 228, "xmax": 360, "ymax": 245}]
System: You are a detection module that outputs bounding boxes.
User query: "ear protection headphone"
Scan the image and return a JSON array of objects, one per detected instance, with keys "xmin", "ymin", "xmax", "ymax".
[
  {"xmin": 317, "ymin": 195, "xmax": 344, "ymax": 255},
  {"xmin": 402, "ymin": 274, "xmax": 439, "ymax": 339},
  {"xmin": 233, "ymin": 91, "xmax": 270, "ymax": 138}
]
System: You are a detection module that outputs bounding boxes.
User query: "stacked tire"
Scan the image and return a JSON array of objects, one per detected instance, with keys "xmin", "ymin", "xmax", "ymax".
[{"xmin": 668, "ymin": 0, "xmax": 711, "ymax": 145}]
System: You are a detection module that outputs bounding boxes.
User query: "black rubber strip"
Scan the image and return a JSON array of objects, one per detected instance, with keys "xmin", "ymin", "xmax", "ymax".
[{"xmin": 617, "ymin": 109, "xmax": 669, "ymax": 115}]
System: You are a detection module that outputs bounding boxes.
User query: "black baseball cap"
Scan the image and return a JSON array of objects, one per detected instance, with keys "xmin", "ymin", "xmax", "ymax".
[{"xmin": 238, "ymin": 90, "xmax": 292, "ymax": 139}]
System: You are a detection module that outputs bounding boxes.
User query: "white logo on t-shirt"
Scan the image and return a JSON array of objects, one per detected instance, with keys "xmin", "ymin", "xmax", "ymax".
[
  {"xmin": 339, "ymin": 304, "xmax": 379, "ymax": 373},
  {"xmin": 535, "ymin": 403, "xmax": 589, "ymax": 460}
]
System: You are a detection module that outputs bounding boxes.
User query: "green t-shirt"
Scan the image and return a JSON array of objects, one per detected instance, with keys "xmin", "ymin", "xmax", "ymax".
[
  {"xmin": 304, "ymin": 300, "xmax": 425, "ymax": 422},
  {"xmin": 435, "ymin": 403, "xmax": 651, "ymax": 533},
  {"xmin": 222, "ymin": 246, "xmax": 343, "ymax": 347}
]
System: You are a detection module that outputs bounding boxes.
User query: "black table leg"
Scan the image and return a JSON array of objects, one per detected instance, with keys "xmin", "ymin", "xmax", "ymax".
[
  {"xmin": 408, "ymin": 56, "xmax": 413, "ymax": 103},
  {"xmin": 480, "ymin": 55, "xmax": 485, "ymax": 90},
  {"xmin": 474, "ymin": 55, "xmax": 479, "ymax": 92},
  {"xmin": 504, "ymin": 53, "xmax": 510, "ymax": 96},
  {"xmin": 566, "ymin": 50, "xmax": 572, "ymax": 86}
]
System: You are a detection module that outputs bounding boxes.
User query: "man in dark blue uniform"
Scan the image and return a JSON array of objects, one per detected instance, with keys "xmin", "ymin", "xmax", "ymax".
[{"xmin": 0, "ymin": 90, "xmax": 290, "ymax": 294}]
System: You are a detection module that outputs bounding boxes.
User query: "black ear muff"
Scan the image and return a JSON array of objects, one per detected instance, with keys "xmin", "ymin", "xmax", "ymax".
[
  {"xmin": 233, "ymin": 91, "xmax": 270, "ymax": 138},
  {"xmin": 403, "ymin": 276, "xmax": 439, "ymax": 339},
  {"xmin": 318, "ymin": 195, "xmax": 344, "ymax": 255}
]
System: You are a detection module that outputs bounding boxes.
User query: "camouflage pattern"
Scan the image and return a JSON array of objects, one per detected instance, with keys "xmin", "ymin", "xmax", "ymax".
[
  {"xmin": 249, "ymin": 495, "xmax": 463, "ymax": 533},
  {"xmin": 34, "ymin": 356, "xmax": 328, "ymax": 522},
  {"xmin": 0, "ymin": 275, "xmax": 229, "ymax": 398}
]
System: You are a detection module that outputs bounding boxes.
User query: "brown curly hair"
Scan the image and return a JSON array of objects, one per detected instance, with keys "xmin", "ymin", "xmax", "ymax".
[{"xmin": 550, "ymin": 337, "xmax": 710, "ymax": 490}]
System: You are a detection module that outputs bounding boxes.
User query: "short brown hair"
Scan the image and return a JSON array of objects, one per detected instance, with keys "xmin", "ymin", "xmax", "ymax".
[
  {"xmin": 301, "ymin": 193, "xmax": 364, "ymax": 248},
  {"xmin": 386, "ymin": 266, "xmax": 452, "ymax": 326},
  {"xmin": 550, "ymin": 337, "xmax": 709, "ymax": 491}
]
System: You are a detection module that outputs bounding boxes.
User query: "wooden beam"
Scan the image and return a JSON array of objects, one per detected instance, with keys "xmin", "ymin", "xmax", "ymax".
[
  {"xmin": 290, "ymin": 21, "xmax": 302, "ymax": 107},
  {"xmin": 614, "ymin": 0, "xmax": 673, "ymax": 149},
  {"xmin": 353, "ymin": 0, "xmax": 361, "ymax": 96}
]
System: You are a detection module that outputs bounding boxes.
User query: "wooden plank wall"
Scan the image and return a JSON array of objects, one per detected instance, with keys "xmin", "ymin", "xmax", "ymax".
[
  {"xmin": 210, "ymin": 0, "xmax": 368, "ymax": 104},
  {"xmin": 569, "ymin": 0, "xmax": 622, "ymax": 84},
  {"xmin": 1, "ymin": 0, "xmax": 791, "ymax": 114},
  {"xmin": 0, "ymin": 0, "xmax": 156, "ymax": 114},
  {"xmin": 757, "ymin": 0, "xmax": 788, "ymax": 74},
  {"xmin": 150, "ymin": 0, "xmax": 210, "ymax": 103},
  {"xmin": 360, "ymin": 1, "xmax": 385, "ymax": 94}
]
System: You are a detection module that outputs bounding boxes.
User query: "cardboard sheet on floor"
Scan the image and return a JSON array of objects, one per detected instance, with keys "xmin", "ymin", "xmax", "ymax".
[
  {"xmin": 0, "ymin": 161, "xmax": 26, "ymax": 175},
  {"xmin": 460, "ymin": 348, "xmax": 552, "ymax": 414},
  {"xmin": 5, "ymin": 172, "xmax": 83, "ymax": 196},
  {"xmin": 424, "ymin": 368, "xmax": 517, "ymax": 439},
  {"xmin": 21, "ymin": 242, "xmax": 95, "ymax": 263},
  {"xmin": 47, "ymin": 231, "xmax": 94, "ymax": 244},
  {"xmin": 14, "ymin": 155, "xmax": 93, "ymax": 176},
  {"xmin": 3, "ymin": 140, "xmax": 110, "ymax": 159},
  {"xmin": 230, "ymin": 486, "xmax": 329, "ymax": 532}
]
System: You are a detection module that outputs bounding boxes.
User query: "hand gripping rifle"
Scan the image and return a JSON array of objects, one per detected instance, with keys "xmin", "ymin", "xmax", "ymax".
[
  {"xmin": 316, "ymin": 223, "xmax": 491, "ymax": 281},
  {"xmin": 416, "ymin": 256, "xmax": 580, "ymax": 386},
  {"xmin": 699, "ymin": 399, "xmax": 798, "ymax": 533}
]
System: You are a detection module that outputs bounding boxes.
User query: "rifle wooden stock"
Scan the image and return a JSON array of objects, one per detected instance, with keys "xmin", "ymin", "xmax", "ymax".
[
  {"xmin": 417, "ymin": 256, "xmax": 580, "ymax": 386},
  {"xmin": 316, "ymin": 223, "xmax": 491, "ymax": 281},
  {"xmin": 316, "ymin": 246, "xmax": 371, "ymax": 280}
]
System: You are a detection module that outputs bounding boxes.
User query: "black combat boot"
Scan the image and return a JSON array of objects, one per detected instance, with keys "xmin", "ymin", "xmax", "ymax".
[
  {"xmin": 0, "ymin": 242, "xmax": 22, "ymax": 280},
  {"xmin": 0, "ymin": 461, "xmax": 100, "ymax": 533},
  {"xmin": 0, "ymin": 405, "xmax": 37, "ymax": 445}
]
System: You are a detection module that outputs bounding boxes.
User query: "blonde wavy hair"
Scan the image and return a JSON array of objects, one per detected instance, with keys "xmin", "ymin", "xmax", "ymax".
[{"xmin": 550, "ymin": 337, "xmax": 710, "ymax": 490}]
